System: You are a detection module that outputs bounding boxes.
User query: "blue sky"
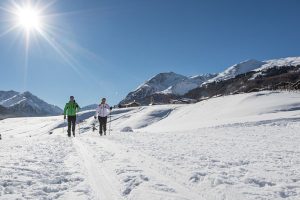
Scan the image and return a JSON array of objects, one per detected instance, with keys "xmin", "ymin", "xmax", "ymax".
[{"xmin": 0, "ymin": 0, "xmax": 300, "ymax": 108}]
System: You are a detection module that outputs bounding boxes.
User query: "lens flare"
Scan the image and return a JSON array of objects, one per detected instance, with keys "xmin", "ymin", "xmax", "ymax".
[
  {"xmin": 16, "ymin": 6, "xmax": 42, "ymax": 30},
  {"xmin": 0, "ymin": 1, "xmax": 102, "ymax": 90}
]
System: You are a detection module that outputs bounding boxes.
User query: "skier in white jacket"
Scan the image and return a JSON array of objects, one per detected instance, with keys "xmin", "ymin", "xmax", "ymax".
[{"xmin": 94, "ymin": 98, "xmax": 112, "ymax": 135}]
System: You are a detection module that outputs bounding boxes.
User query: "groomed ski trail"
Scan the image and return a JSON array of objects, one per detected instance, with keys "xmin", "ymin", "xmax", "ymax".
[
  {"xmin": 73, "ymin": 138, "xmax": 122, "ymax": 200},
  {"xmin": 74, "ymin": 134, "xmax": 204, "ymax": 200}
]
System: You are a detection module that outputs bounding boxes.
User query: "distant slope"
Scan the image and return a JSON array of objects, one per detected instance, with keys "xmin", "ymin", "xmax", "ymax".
[
  {"xmin": 81, "ymin": 104, "xmax": 98, "ymax": 111},
  {"xmin": 207, "ymin": 59, "xmax": 266, "ymax": 83},
  {"xmin": 0, "ymin": 91, "xmax": 62, "ymax": 118},
  {"xmin": 0, "ymin": 90, "xmax": 19, "ymax": 102},
  {"xmin": 208, "ymin": 56, "xmax": 300, "ymax": 83},
  {"xmin": 255, "ymin": 56, "xmax": 300, "ymax": 71},
  {"xmin": 185, "ymin": 64, "xmax": 300, "ymax": 100},
  {"xmin": 0, "ymin": 105, "xmax": 18, "ymax": 120}
]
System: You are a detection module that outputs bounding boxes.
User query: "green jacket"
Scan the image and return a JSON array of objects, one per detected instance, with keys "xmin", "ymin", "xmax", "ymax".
[{"xmin": 64, "ymin": 101, "xmax": 80, "ymax": 116}]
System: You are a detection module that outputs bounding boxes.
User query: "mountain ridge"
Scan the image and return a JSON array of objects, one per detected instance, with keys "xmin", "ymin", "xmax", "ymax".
[
  {"xmin": 0, "ymin": 90, "xmax": 63, "ymax": 119},
  {"xmin": 120, "ymin": 56, "xmax": 300, "ymax": 105}
]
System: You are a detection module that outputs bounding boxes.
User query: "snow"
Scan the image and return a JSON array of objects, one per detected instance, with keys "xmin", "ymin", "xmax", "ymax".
[
  {"xmin": 256, "ymin": 56, "xmax": 300, "ymax": 71},
  {"xmin": 124, "ymin": 72, "xmax": 215, "ymax": 102},
  {"xmin": 1, "ymin": 91, "xmax": 300, "ymax": 199},
  {"xmin": 0, "ymin": 95, "xmax": 26, "ymax": 107},
  {"xmin": 207, "ymin": 59, "xmax": 266, "ymax": 83},
  {"xmin": 160, "ymin": 81, "xmax": 199, "ymax": 95},
  {"xmin": 206, "ymin": 56, "xmax": 300, "ymax": 83},
  {"xmin": 132, "ymin": 72, "xmax": 187, "ymax": 97}
]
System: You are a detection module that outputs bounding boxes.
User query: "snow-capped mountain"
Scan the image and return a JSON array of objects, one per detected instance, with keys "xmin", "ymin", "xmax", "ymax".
[
  {"xmin": 120, "ymin": 56, "xmax": 300, "ymax": 106},
  {"xmin": 120, "ymin": 72, "xmax": 216, "ymax": 105},
  {"xmin": 207, "ymin": 57, "xmax": 300, "ymax": 83},
  {"xmin": 0, "ymin": 91, "xmax": 62, "ymax": 117}
]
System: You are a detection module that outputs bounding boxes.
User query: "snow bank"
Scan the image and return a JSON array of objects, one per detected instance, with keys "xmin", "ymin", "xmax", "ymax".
[{"xmin": 142, "ymin": 91, "xmax": 300, "ymax": 132}]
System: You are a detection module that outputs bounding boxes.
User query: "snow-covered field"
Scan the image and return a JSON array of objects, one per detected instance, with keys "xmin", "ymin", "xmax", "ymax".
[{"xmin": 1, "ymin": 91, "xmax": 300, "ymax": 200}]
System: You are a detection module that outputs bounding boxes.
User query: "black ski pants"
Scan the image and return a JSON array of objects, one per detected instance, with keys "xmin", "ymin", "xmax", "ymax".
[
  {"xmin": 98, "ymin": 116, "xmax": 107, "ymax": 134},
  {"xmin": 67, "ymin": 116, "xmax": 76, "ymax": 135}
]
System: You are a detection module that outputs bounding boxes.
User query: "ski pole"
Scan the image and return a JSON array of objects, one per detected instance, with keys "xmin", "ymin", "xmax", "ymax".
[
  {"xmin": 63, "ymin": 119, "xmax": 65, "ymax": 134},
  {"xmin": 109, "ymin": 112, "xmax": 112, "ymax": 134},
  {"xmin": 77, "ymin": 114, "xmax": 81, "ymax": 135},
  {"xmin": 94, "ymin": 118, "xmax": 98, "ymax": 132}
]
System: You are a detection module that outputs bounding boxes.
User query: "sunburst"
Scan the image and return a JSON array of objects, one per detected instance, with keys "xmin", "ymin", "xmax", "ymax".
[
  {"xmin": 0, "ymin": 0, "xmax": 88, "ymax": 87},
  {"xmin": 15, "ymin": 5, "xmax": 42, "ymax": 31}
]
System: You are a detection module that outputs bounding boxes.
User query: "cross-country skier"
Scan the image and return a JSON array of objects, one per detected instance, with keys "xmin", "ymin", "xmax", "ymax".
[
  {"xmin": 94, "ymin": 98, "xmax": 112, "ymax": 136},
  {"xmin": 64, "ymin": 96, "xmax": 80, "ymax": 137}
]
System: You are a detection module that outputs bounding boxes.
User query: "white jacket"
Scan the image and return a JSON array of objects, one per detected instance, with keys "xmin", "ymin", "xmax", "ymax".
[{"xmin": 95, "ymin": 103, "xmax": 110, "ymax": 117}]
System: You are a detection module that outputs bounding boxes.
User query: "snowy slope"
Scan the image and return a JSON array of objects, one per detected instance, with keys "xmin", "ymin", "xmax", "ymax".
[
  {"xmin": 208, "ymin": 56, "xmax": 300, "ymax": 83},
  {"xmin": 161, "ymin": 74, "xmax": 216, "ymax": 95},
  {"xmin": 142, "ymin": 91, "xmax": 300, "ymax": 132},
  {"xmin": 133, "ymin": 72, "xmax": 187, "ymax": 96},
  {"xmin": 0, "ymin": 90, "xmax": 19, "ymax": 102},
  {"xmin": 207, "ymin": 59, "xmax": 266, "ymax": 83},
  {"xmin": 255, "ymin": 56, "xmax": 300, "ymax": 71},
  {"xmin": 1, "ymin": 91, "xmax": 300, "ymax": 200}
]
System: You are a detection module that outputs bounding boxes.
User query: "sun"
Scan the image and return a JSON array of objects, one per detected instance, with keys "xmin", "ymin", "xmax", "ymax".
[
  {"xmin": 15, "ymin": 6, "xmax": 42, "ymax": 31},
  {"xmin": 16, "ymin": 6, "xmax": 42, "ymax": 30}
]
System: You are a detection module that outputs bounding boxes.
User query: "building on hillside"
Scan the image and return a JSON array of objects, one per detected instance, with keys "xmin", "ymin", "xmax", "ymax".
[
  {"xmin": 118, "ymin": 100, "xmax": 141, "ymax": 108},
  {"xmin": 170, "ymin": 98, "xmax": 197, "ymax": 104}
]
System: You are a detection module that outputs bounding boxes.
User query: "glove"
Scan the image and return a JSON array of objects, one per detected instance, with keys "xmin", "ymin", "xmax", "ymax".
[
  {"xmin": 64, "ymin": 115, "xmax": 66, "ymax": 119},
  {"xmin": 110, "ymin": 107, "xmax": 113, "ymax": 111},
  {"xmin": 94, "ymin": 116, "xmax": 96, "ymax": 119}
]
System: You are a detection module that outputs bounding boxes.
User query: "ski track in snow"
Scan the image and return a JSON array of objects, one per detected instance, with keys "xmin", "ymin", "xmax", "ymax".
[
  {"xmin": 73, "ymin": 138, "xmax": 121, "ymax": 200},
  {"xmin": 0, "ymin": 91, "xmax": 300, "ymax": 199},
  {"xmin": 78, "ymin": 135, "xmax": 204, "ymax": 200}
]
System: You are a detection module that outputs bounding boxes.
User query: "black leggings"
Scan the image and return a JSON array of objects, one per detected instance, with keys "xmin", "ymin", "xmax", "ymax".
[
  {"xmin": 98, "ymin": 116, "xmax": 107, "ymax": 134},
  {"xmin": 67, "ymin": 116, "xmax": 76, "ymax": 135}
]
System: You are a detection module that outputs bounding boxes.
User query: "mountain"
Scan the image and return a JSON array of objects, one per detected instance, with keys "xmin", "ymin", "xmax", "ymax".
[
  {"xmin": 207, "ymin": 57, "xmax": 300, "ymax": 83},
  {"xmin": 120, "ymin": 56, "xmax": 300, "ymax": 106},
  {"xmin": 185, "ymin": 59, "xmax": 300, "ymax": 100},
  {"xmin": 0, "ymin": 105, "xmax": 19, "ymax": 120},
  {"xmin": 0, "ymin": 91, "xmax": 63, "ymax": 118},
  {"xmin": 81, "ymin": 104, "xmax": 98, "ymax": 111},
  {"xmin": 120, "ymin": 72, "xmax": 216, "ymax": 105}
]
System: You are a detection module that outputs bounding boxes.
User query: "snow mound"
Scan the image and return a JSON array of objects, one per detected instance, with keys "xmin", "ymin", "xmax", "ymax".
[
  {"xmin": 110, "ymin": 106, "xmax": 175, "ymax": 131},
  {"xmin": 140, "ymin": 91, "xmax": 300, "ymax": 132},
  {"xmin": 120, "ymin": 127, "xmax": 133, "ymax": 132}
]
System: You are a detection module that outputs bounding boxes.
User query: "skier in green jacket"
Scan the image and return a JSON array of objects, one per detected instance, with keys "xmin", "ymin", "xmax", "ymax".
[{"xmin": 64, "ymin": 96, "xmax": 80, "ymax": 137}]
